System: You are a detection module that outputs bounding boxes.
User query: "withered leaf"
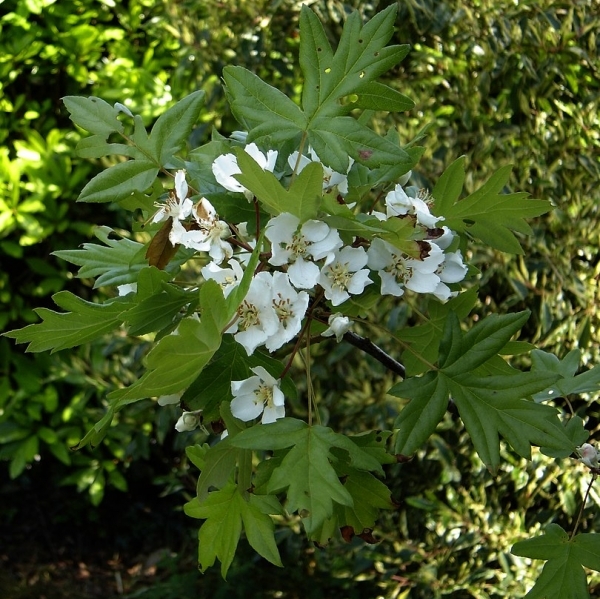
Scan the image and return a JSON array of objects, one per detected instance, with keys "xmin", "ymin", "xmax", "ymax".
[{"xmin": 146, "ymin": 217, "xmax": 179, "ymax": 269}]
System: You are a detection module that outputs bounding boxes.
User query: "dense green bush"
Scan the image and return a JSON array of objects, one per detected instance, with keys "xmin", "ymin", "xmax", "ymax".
[{"xmin": 1, "ymin": 0, "xmax": 599, "ymax": 597}]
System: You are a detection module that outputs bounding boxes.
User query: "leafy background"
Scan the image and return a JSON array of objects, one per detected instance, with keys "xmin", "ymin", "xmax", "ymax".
[{"xmin": 1, "ymin": 0, "xmax": 599, "ymax": 597}]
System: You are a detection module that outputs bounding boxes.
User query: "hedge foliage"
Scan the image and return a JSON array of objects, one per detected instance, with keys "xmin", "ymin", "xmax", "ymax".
[{"xmin": 1, "ymin": 0, "xmax": 598, "ymax": 596}]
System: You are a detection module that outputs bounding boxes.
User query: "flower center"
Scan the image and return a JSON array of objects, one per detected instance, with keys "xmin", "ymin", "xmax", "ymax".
[
  {"xmin": 286, "ymin": 232, "xmax": 309, "ymax": 260},
  {"xmin": 238, "ymin": 300, "xmax": 261, "ymax": 330},
  {"xmin": 327, "ymin": 261, "xmax": 352, "ymax": 291},
  {"xmin": 273, "ymin": 294, "xmax": 293, "ymax": 324},
  {"xmin": 388, "ymin": 254, "xmax": 412, "ymax": 283},
  {"xmin": 254, "ymin": 383, "xmax": 274, "ymax": 407}
]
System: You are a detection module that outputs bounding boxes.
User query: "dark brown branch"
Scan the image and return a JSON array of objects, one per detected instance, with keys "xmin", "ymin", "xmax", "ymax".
[{"xmin": 342, "ymin": 331, "xmax": 406, "ymax": 378}]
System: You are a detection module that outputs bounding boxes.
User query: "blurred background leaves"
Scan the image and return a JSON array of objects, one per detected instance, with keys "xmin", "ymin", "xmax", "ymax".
[{"xmin": 1, "ymin": 0, "xmax": 599, "ymax": 597}]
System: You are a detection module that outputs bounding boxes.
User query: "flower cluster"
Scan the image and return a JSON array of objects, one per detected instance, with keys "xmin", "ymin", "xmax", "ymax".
[{"xmin": 149, "ymin": 143, "xmax": 468, "ymax": 429}]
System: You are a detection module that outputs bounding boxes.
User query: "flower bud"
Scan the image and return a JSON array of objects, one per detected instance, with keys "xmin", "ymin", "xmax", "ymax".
[{"xmin": 577, "ymin": 443, "xmax": 599, "ymax": 468}]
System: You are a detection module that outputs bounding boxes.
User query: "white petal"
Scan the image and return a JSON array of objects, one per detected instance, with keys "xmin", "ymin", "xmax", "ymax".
[{"xmin": 231, "ymin": 394, "xmax": 263, "ymax": 421}]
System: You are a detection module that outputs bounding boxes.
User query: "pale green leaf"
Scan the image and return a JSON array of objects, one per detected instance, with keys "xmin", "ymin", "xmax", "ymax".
[
  {"xmin": 63, "ymin": 96, "xmax": 124, "ymax": 136},
  {"xmin": 77, "ymin": 160, "xmax": 158, "ymax": 203}
]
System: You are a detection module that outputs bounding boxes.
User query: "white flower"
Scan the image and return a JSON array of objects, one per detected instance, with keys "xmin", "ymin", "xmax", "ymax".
[
  {"xmin": 385, "ymin": 184, "xmax": 442, "ymax": 229},
  {"xmin": 157, "ymin": 393, "xmax": 181, "ymax": 406},
  {"xmin": 212, "ymin": 143, "xmax": 278, "ymax": 200},
  {"xmin": 578, "ymin": 443, "xmax": 599, "ymax": 468},
  {"xmin": 319, "ymin": 246, "xmax": 372, "ymax": 306},
  {"xmin": 201, "ymin": 259, "xmax": 245, "ymax": 297},
  {"xmin": 117, "ymin": 283, "xmax": 137, "ymax": 296},
  {"xmin": 227, "ymin": 272, "xmax": 280, "ymax": 356},
  {"xmin": 175, "ymin": 410, "xmax": 202, "ymax": 432},
  {"xmin": 266, "ymin": 212, "xmax": 342, "ymax": 289},
  {"xmin": 265, "ymin": 272, "xmax": 310, "ymax": 352},
  {"xmin": 431, "ymin": 251, "xmax": 468, "ymax": 302},
  {"xmin": 429, "ymin": 226, "xmax": 455, "ymax": 250},
  {"xmin": 153, "ymin": 170, "xmax": 193, "ymax": 223},
  {"xmin": 230, "ymin": 366, "xmax": 285, "ymax": 424},
  {"xmin": 368, "ymin": 239, "xmax": 444, "ymax": 297},
  {"xmin": 322, "ymin": 313, "xmax": 352, "ymax": 342},
  {"xmin": 169, "ymin": 198, "xmax": 233, "ymax": 264},
  {"xmin": 288, "ymin": 148, "xmax": 353, "ymax": 195}
]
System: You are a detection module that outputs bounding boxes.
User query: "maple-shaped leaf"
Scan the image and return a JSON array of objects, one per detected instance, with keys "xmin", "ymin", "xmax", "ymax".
[
  {"xmin": 231, "ymin": 418, "xmax": 383, "ymax": 535},
  {"xmin": 390, "ymin": 311, "xmax": 573, "ymax": 471},
  {"xmin": 3, "ymin": 292, "xmax": 134, "ymax": 353},
  {"xmin": 184, "ymin": 483, "xmax": 283, "ymax": 578},
  {"xmin": 531, "ymin": 349, "xmax": 600, "ymax": 402},
  {"xmin": 432, "ymin": 157, "xmax": 552, "ymax": 254},
  {"xmin": 512, "ymin": 524, "xmax": 600, "ymax": 599},
  {"xmin": 223, "ymin": 5, "xmax": 415, "ymax": 175}
]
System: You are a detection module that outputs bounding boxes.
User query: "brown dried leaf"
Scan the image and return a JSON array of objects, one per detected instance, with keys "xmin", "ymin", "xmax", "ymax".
[{"xmin": 146, "ymin": 218, "xmax": 179, "ymax": 269}]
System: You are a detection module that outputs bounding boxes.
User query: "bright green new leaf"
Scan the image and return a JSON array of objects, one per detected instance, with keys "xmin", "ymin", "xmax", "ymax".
[
  {"xmin": 53, "ymin": 226, "xmax": 148, "ymax": 288},
  {"xmin": 149, "ymin": 90, "xmax": 205, "ymax": 166},
  {"xmin": 433, "ymin": 164, "xmax": 552, "ymax": 254},
  {"xmin": 531, "ymin": 349, "xmax": 600, "ymax": 402},
  {"xmin": 4, "ymin": 292, "xmax": 134, "ymax": 353},
  {"xmin": 512, "ymin": 524, "xmax": 600, "ymax": 599},
  {"xmin": 231, "ymin": 418, "xmax": 383, "ymax": 534},
  {"xmin": 184, "ymin": 483, "xmax": 282, "ymax": 578},
  {"xmin": 77, "ymin": 160, "xmax": 158, "ymax": 203},
  {"xmin": 234, "ymin": 149, "xmax": 323, "ymax": 221},
  {"xmin": 63, "ymin": 96, "xmax": 124, "ymax": 136},
  {"xmin": 107, "ymin": 280, "xmax": 227, "ymax": 403}
]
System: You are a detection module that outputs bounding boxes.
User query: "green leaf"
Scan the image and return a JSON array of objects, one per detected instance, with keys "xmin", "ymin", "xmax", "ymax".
[
  {"xmin": 431, "ymin": 156, "xmax": 465, "ymax": 214},
  {"xmin": 149, "ymin": 90, "xmax": 205, "ymax": 166},
  {"xmin": 231, "ymin": 418, "xmax": 383, "ymax": 535},
  {"xmin": 531, "ymin": 349, "xmax": 600, "ymax": 402},
  {"xmin": 308, "ymin": 115, "xmax": 413, "ymax": 174},
  {"xmin": 184, "ymin": 483, "xmax": 282, "ymax": 578},
  {"xmin": 4, "ymin": 292, "xmax": 133, "ymax": 353},
  {"xmin": 349, "ymin": 82, "xmax": 415, "ymax": 112},
  {"xmin": 77, "ymin": 160, "xmax": 158, "ymax": 203},
  {"xmin": 223, "ymin": 65, "xmax": 307, "ymax": 142},
  {"xmin": 434, "ymin": 165, "xmax": 552, "ymax": 254},
  {"xmin": 76, "ymin": 135, "xmax": 143, "ymax": 160},
  {"xmin": 53, "ymin": 226, "xmax": 148, "ymax": 288},
  {"xmin": 397, "ymin": 286, "xmax": 479, "ymax": 376},
  {"xmin": 107, "ymin": 280, "xmax": 227, "ymax": 403},
  {"xmin": 234, "ymin": 149, "xmax": 323, "ymax": 221},
  {"xmin": 62, "ymin": 96, "xmax": 124, "ymax": 136},
  {"xmin": 391, "ymin": 312, "xmax": 571, "ymax": 470},
  {"xmin": 512, "ymin": 524, "xmax": 600, "ymax": 599}
]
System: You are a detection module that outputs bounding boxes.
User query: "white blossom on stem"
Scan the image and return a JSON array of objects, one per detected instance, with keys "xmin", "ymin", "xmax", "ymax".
[
  {"xmin": 266, "ymin": 212, "xmax": 342, "ymax": 289},
  {"xmin": 169, "ymin": 197, "xmax": 233, "ymax": 264},
  {"xmin": 201, "ymin": 259, "xmax": 245, "ymax": 298},
  {"xmin": 230, "ymin": 366, "xmax": 285, "ymax": 424},
  {"xmin": 153, "ymin": 170, "xmax": 193, "ymax": 223},
  {"xmin": 175, "ymin": 410, "xmax": 203, "ymax": 432},
  {"xmin": 367, "ymin": 239, "xmax": 444, "ymax": 297},
  {"xmin": 322, "ymin": 313, "xmax": 352, "ymax": 342},
  {"xmin": 577, "ymin": 443, "xmax": 599, "ymax": 468},
  {"xmin": 385, "ymin": 184, "xmax": 442, "ymax": 229},
  {"xmin": 319, "ymin": 246, "xmax": 372, "ymax": 306},
  {"xmin": 265, "ymin": 272, "xmax": 309, "ymax": 352},
  {"xmin": 288, "ymin": 148, "xmax": 353, "ymax": 195},
  {"xmin": 432, "ymin": 251, "xmax": 468, "ymax": 301},
  {"xmin": 212, "ymin": 143, "xmax": 278, "ymax": 200},
  {"xmin": 227, "ymin": 272, "xmax": 279, "ymax": 356}
]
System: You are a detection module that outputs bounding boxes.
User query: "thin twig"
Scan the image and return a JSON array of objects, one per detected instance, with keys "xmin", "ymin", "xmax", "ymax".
[
  {"xmin": 571, "ymin": 473, "xmax": 596, "ymax": 539},
  {"xmin": 342, "ymin": 331, "xmax": 406, "ymax": 378}
]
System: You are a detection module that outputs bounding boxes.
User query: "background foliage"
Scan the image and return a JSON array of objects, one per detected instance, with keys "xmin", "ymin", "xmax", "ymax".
[{"xmin": 1, "ymin": 0, "xmax": 598, "ymax": 597}]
